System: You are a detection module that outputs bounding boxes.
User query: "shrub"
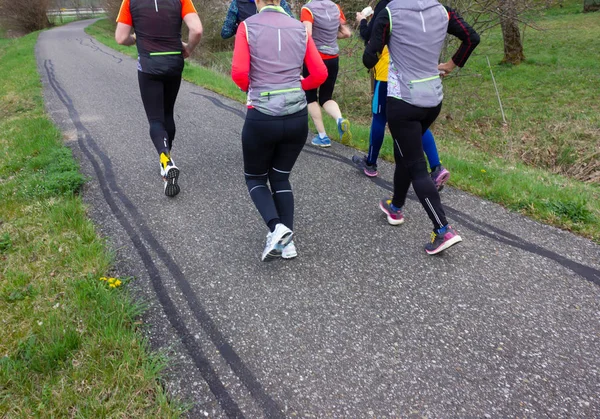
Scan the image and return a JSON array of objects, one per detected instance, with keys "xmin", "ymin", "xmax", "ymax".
[{"xmin": 0, "ymin": 0, "xmax": 52, "ymax": 33}]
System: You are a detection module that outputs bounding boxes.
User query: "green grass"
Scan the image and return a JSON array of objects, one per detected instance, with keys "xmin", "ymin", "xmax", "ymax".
[
  {"xmin": 85, "ymin": 0, "xmax": 600, "ymax": 243},
  {"xmin": 0, "ymin": 33, "xmax": 184, "ymax": 417}
]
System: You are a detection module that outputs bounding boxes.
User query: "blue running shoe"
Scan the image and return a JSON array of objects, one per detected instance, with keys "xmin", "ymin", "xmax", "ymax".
[
  {"xmin": 337, "ymin": 118, "xmax": 351, "ymax": 143},
  {"xmin": 311, "ymin": 135, "xmax": 331, "ymax": 148}
]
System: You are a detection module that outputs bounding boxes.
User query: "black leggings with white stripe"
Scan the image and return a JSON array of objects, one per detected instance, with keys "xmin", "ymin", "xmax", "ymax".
[
  {"xmin": 386, "ymin": 97, "xmax": 448, "ymax": 230},
  {"xmin": 242, "ymin": 107, "xmax": 308, "ymax": 231},
  {"xmin": 138, "ymin": 71, "xmax": 182, "ymax": 155}
]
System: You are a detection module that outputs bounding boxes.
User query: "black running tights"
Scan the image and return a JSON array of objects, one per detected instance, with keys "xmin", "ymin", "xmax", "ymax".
[
  {"xmin": 386, "ymin": 97, "xmax": 448, "ymax": 230},
  {"xmin": 242, "ymin": 108, "xmax": 308, "ymax": 231},
  {"xmin": 138, "ymin": 71, "xmax": 182, "ymax": 155}
]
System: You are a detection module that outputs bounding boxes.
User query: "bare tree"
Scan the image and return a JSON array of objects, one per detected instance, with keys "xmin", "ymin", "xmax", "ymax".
[
  {"xmin": 497, "ymin": 0, "xmax": 525, "ymax": 64},
  {"xmin": 0, "ymin": 0, "xmax": 52, "ymax": 33},
  {"xmin": 444, "ymin": 0, "xmax": 563, "ymax": 65}
]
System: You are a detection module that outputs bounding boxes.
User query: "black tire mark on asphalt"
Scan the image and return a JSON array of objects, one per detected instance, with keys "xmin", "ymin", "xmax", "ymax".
[
  {"xmin": 191, "ymin": 92, "xmax": 246, "ymax": 119},
  {"xmin": 74, "ymin": 36, "xmax": 123, "ymax": 64},
  {"xmin": 198, "ymin": 93, "xmax": 600, "ymax": 286},
  {"xmin": 45, "ymin": 59, "xmax": 286, "ymax": 418}
]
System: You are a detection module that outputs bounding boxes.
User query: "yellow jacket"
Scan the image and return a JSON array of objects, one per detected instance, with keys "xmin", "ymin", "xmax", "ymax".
[{"xmin": 373, "ymin": 46, "xmax": 389, "ymax": 82}]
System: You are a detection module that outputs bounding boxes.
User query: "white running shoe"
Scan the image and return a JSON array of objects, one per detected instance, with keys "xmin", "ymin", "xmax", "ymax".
[
  {"xmin": 281, "ymin": 240, "xmax": 297, "ymax": 259},
  {"xmin": 160, "ymin": 152, "xmax": 180, "ymax": 197},
  {"xmin": 261, "ymin": 224, "xmax": 293, "ymax": 261}
]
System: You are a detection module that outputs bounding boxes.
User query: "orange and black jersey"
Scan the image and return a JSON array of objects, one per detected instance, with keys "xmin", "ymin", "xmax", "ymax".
[{"xmin": 117, "ymin": 0, "xmax": 197, "ymax": 74}]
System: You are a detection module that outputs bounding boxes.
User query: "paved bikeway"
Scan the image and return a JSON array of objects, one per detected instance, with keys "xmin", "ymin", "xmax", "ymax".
[{"xmin": 36, "ymin": 20, "xmax": 600, "ymax": 418}]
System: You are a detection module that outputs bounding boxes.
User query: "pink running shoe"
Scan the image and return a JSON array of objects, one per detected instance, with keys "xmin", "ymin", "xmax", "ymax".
[
  {"xmin": 379, "ymin": 199, "xmax": 404, "ymax": 226},
  {"xmin": 430, "ymin": 165, "xmax": 450, "ymax": 191},
  {"xmin": 425, "ymin": 226, "xmax": 462, "ymax": 255}
]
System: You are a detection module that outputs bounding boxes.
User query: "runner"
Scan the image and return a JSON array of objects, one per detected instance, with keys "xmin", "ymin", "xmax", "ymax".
[
  {"xmin": 301, "ymin": 0, "xmax": 352, "ymax": 147},
  {"xmin": 363, "ymin": 0, "xmax": 478, "ymax": 254},
  {"xmin": 231, "ymin": 0, "xmax": 327, "ymax": 261},
  {"xmin": 352, "ymin": 1, "xmax": 479, "ymax": 192},
  {"xmin": 115, "ymin": 0, "xmax": 202, "ymax": 197},
  {"xmin": 221, "ymin": 0, "xmax": 295, "ymax": 39}
]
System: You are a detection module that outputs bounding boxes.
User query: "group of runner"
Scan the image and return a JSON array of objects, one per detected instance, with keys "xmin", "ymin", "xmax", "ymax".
[{"xmin": 115, "ymin": 0, "xmax": 479, "ymax": 261}]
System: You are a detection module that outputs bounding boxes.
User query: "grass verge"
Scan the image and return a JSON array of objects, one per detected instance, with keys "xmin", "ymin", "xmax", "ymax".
[
  {"xmin": 85, "ymin": 8, "xmax": 600, "ymax": 243},
  {"xmin": 0, "ymin": 32, "xmax": 184, "ymax": 416}
]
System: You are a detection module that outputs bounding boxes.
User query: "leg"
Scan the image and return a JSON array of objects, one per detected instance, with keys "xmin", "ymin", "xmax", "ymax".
[
  {"xmin": 269, "ymin": 109, "xmax": 308, "ymax": 231},
  {"xmin": 318, "ymin": 57, "xmax": 351, "ymax": 143},
  {"xmin": 242, "ymin": 110, "xmax": 281, "ymax": 230},
  {"xmin": 318, "ymin": 57, "xmax": 340, "ymax": 119},
  {"xmin": 422, "ymin": 128, "xmax": 451, "ymax": 191},
  {"xmin": 366, "ymin": 80, "xmax": 387, "ymax": 165},
  {"xmin": 163, "ymin": 75, "xmax": 182, "ymax": 151},
  {"xmin": 303, "ymin": 63, "xmax": 330, "ymax": 147},
  {"xmin": 421, "ymin": 129, "xmax": 440, "ymax": 171},
  {"xmin": 307, "ymin": 102, "xmax": 326, "ymax": 135},
  {"xmin": 138, "ymin": 71, "xmax": 169, "ymax": 155},
  {"xmin": 387, "ymin": 99, "xmax": 448, "ymax": 230}
]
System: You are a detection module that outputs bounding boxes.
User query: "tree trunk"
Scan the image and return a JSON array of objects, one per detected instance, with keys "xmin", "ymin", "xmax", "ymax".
[
  {"xmin": 584, "ymin": 0, "xmax": 600, "ymax": 12},
  {"xmin": 498, "ymin": 0, "xmax": 525, "ymax": 65}
]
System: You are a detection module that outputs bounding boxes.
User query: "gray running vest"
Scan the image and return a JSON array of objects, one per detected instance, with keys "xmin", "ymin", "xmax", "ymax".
[
  {"xmin": 302, "ymin": 0, "xmax": 341, "ymax": 56},
  {"xmin": 244, "ymin": 6, "xmax": 307, "ymax": 116},
  {"xmin": 386, "ymin": 0, "xmax": 448, "ymax": 107}
]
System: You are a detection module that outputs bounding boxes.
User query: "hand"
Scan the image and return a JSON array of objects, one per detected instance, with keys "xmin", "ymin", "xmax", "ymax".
[
  {"xmin": 182, "ymin": 41, "xmax": 190, "ymax": 59},
  {"xmin": 438, "ymin": 60, "xmax": 457, "ymax": 77},
  {"xmin": 356, "ymin": 12, "xmax": 365, "ymax": 23}
]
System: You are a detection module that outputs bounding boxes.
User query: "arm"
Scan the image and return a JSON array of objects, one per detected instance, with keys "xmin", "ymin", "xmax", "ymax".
[
  {"xmin": 115, "ymin": 23, "xmax": 136, "ymax": 46},
  {"xmin": 182, "ymin": 0, "xmax": 203, "ymax": 58},
  {"xmin": 231, "ymin": 22, "xmax": 250, "ymax": 91},
  {"xmin": 280, "ymin": 0, "xmax": 295, "ymax": 18},
  {"xmin": 336, "ymin": 6, "xmax": 351, "ymax": 39},
  {"xmin": 300, "ymin": 8, "xmax": 313, "ymax": 37},
  {"xmin": 114, "ymin": 0, "xmax": 135, "ymax": 46},
  {"xmin": 337, "ymin": 24, "xmax": 351, "ymax": 39},
  {"xmin": 362, "ymin": 8, "xmax": 390, "ymax": 69},
  {"xmin": 357, "ymin": 15, "xmax": 369, "ymax": 42},
  {"xmin": 357, "ymin": 0, "xmax": 387, "ymax": 43},
  {"xmin": 439, "ymin": 6, "xmax": 480, "ymax": 75},
  {"xmin": 302, "ymin": 36, "xmax": 328, "ymax": 91},
  {"xmin": 221, "ymin": 0, "xmax": 239, "ymax": 39}
]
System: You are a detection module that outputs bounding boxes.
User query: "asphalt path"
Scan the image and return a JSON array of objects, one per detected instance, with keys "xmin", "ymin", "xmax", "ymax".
[{"xmin": 36, "ymin": 20, "xmax": 600, "ymax": 418}]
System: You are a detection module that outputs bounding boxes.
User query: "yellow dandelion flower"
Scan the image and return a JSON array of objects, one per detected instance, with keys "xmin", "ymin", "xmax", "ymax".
[
  {"xmin": 108, "ymin": 278, "xmax": 116, "ymax": 284},
  {"xmin": 99, "ymin": 277, "xmax": 108, "ymax": 281},
  {"xmin": 481, "ymin": 169, "xmax": 487, "ymax": 173},
  {"xmin": 115, "ymin": 280, "xmax": 122, "ymax": 287},
  {"xmin": 109, "ymin": 284, "xmax": 117, "ymax": 288}
]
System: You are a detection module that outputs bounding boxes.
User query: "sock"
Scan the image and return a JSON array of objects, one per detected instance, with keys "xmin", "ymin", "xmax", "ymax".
[
  {"xmin": 436, "ymin": 224, "xmax": 448, "ymax": 235},
  {"xmin": 318, "ymin": 132, "xmax": 327, "ymax": 139},
  {"xmin": 390, "ymin": 203, "xmax": 401, "ymax": 212},
  {"xmin": 337, "ymin": 117, "xmax": 343, "ymax": 125},
  {"xmin": 267, "ymin": 218, "xmax": 280, "ymax": 233}
]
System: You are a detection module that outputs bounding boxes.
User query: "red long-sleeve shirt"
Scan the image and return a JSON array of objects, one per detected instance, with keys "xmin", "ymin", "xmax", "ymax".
[{"xmin": 231, "ymin": 21, "xmax": 328, "ymax": 96}]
